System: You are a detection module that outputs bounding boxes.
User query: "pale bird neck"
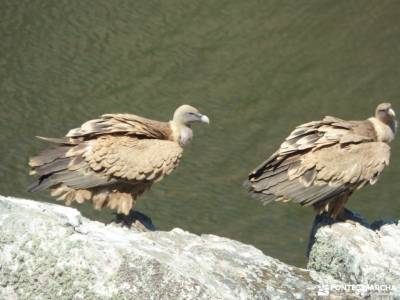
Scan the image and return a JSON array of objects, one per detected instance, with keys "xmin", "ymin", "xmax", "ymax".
[
  {"xmin": 368, "ymin": 117, "xmax": 396, "ymax": 143},
  {"xmin": 169, "ymin": 121, "xmax": 193, "ymax": 146}
]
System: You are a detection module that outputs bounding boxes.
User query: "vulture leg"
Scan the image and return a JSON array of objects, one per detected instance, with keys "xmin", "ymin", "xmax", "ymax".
[
  {"xmin": 114, "ymin": 209, "xmax": 156, "ymax": 231},
  {"xmin": 313, "ymin": 192, "xmax": 351, "ymax": 220},
  {"xmin": 315, "ymin": 192, "xmax": 361, "ymax": 225},
  {"xmin": 330, "ymin": 194, "xmax": 350, "ymax": 220}
]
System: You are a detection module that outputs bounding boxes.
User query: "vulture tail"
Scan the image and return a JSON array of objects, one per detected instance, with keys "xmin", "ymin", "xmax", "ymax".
[
  {"xmin": 242, "ymin": 179, "xmax": 276, "ymax": 205},
  {"xmin": 28, "ymin": 142, "xmax": 86, "ymax": 193},
  {"xmin": 27, "ymin": 178, "xmax": 46, "ymax": 193},
  {"xmin": 36, "ymin": 136, "xmax": 79, "ymax": 145},
  {"xmin": 245, "ymin": 154, "xmax": 301, "ymax": 205}
]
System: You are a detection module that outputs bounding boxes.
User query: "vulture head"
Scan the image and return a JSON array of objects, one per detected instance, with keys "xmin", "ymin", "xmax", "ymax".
[
  {"xmin": 375, "ymin": 102, "xmax": 397, "ymax": 138},
  {"xmin": 170, "ymin": 105, "xmax": 209, "ymax": 146},
  {"xmin": 173, "ymin": 104, "xmax": 210, "ymax": 126}
]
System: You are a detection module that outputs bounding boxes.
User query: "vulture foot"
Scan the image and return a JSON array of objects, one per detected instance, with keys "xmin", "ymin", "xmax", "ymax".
[
  {"xmin": 113, "ymin": 210, "xmax": 156, "ymax": 232},
  {"xmin": 334, "ymin": 208, "xmax": 364, "ymax": 225}
]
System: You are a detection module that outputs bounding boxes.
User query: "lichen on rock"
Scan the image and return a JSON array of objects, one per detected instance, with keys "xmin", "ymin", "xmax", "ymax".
[
  {"xmin": 0, "ymin": 195, "xmax": 393, "ymax": 299},
  {"xmin": 308, "ymin": 212, "xmax": 400, "ymax": 298}
]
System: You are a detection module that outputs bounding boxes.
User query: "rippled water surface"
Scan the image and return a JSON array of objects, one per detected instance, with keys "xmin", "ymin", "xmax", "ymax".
[{"xmin": 1, "ymin": 0, "xmax": 399, "ymax": 266}]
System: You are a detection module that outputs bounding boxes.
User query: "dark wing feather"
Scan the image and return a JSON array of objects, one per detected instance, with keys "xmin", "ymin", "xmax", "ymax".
[
  {"xmin": 29, "ymin": 112, "xmax": 173, "ymax": 192},
  {"xmin": 246, "ymin": 117, "xmax": 385, "ymax": 208},
  {"xmin": 28, "ymin": 141, "xmax": 112, "ymax": 192},
  {"xmin": 28, "ymin": 112, "xmax": 179, "ymax": 215},
  {"xmin": 66, "ymin": 113, "xmax": 172, "ymax": 140}
]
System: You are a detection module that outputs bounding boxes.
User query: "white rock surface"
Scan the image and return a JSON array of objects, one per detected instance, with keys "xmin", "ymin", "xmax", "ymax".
[
  {"xmin": 0, "ymin": 195, "xmax": 383, "ymax": 300},
  {"xmin": 308, "ymin": 217, "xmax": 400, "ymax": 298}
]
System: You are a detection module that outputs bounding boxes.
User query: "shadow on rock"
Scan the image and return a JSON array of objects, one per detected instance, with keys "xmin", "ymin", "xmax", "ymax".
[{"xmin": 113, "ymin": 210, "xmax": 156, "ymax": 231}]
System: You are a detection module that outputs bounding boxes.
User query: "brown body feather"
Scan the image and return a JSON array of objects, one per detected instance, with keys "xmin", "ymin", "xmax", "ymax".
[
  {"xmin": 245, "ymin": 109, "xmax": 396, "ymax": 219},
  {"xmin": 28, "ymin": 113, "xmax": 183, "ymax": 215}
]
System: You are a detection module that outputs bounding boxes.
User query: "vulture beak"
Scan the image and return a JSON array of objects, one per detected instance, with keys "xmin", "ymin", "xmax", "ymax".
[
  {"xmin": 200, "ymin": 114, "xmax": 210, "ymax": 124},
  {"xmin": 388, "ymin": 108, "xmax": 396, "ymax": 117}
]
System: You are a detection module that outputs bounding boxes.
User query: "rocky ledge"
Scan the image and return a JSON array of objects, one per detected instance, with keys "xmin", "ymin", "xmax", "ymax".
[
  {"xmin": 0, "ymin": 195, "xmax": 398, "ymax": 299},
  {"xmin": 308, "ymin": 212, "xmax": 400, "ymax": 298}
]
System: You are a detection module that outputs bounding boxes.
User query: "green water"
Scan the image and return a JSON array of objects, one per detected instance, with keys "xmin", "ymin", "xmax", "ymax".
[{"xmin": 1, "ymin": 0, "xmax": 399, "ymax": 267}]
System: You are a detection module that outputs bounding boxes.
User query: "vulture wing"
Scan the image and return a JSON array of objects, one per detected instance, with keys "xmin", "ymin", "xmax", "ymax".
[
  {"xmin": 66, "ymin": 113, "xmax": 172, "ymax": 140},
  {"xmin": 247, "ymin": 116, "xmax": 390, "ymax": 208},
  {"xmin": 28, "ymin": 136, "xmax": 183, "ymax": 214},
  {"xmin": 28, "ymin": 113, "xmax": 180, "ymax": 215},
  {"xmin": 85, "ymin": 135, "xmax": 183, "ymax": 183}
]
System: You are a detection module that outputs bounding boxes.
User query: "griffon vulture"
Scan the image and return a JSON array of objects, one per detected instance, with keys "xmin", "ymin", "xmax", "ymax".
[
  {"xmin": 245, "ymin": 103, "xmax": 397, "ymax": 220},
  {"xmin": 28, "ymin": 105, "xmax": 209, "ymax": 222}
]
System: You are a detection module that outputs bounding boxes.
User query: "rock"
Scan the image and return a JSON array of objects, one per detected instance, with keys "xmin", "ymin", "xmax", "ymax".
[
  {"xmin": 306, "ymin": 208, "xmax": 371, "ymax": 256},
  {"xmin": 308, "ymin": 211, "xmax": 400, "ymax": 298},
  {"xmin": 0, "ymin": 195, "xmax": 356, "ymax": 299}
]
